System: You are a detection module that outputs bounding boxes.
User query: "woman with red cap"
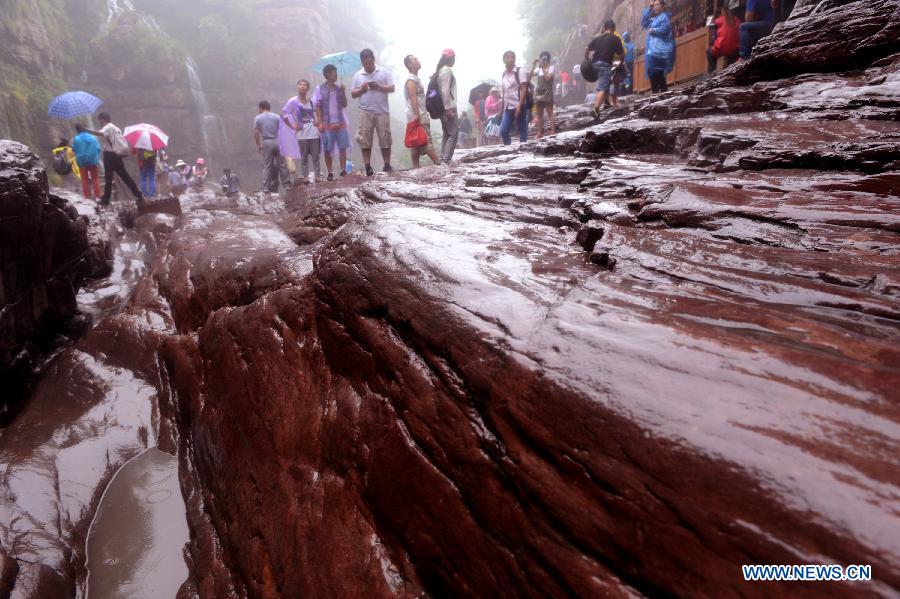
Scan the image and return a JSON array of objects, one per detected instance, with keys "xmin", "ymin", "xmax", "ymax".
[
  {"xmin": 433, "ymin": 48, "xmax": 458, "ymax": 163},
  {"xmin": 191, "ymin": 157, "xmax": 208, "ymax": 190}
]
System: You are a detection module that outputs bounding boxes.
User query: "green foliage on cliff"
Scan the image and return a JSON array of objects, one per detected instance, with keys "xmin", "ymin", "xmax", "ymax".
[
  {"xmin": 518, "ymin": 0, "xmax": 587, "ymax": 61},
  {"xmin": 0, "ymin": 0, "xmax": 77, "ymax": 150},
  {"xmin": 132, "ymin": 0, "xmax": 259, "ymax": 83},
  {"xmin": 88, "ymin": 12, "xmax": 185, "ymax": 86}
]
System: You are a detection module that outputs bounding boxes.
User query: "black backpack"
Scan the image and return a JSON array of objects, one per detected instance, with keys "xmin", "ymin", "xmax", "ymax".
[
  {"xmin": 52, "ymin": 151, "xmax": 72, "ymax": 175},
  {"xmin": 426, "ymin": 71, "xmax": 455, "ymax": 119},
  {"xmin": 513, "ymin": 68, "xmax": 535, "ymax": 110},
  {"xmin": 580, "ymin": 59, "xmax": 599, "ymax": 83}
]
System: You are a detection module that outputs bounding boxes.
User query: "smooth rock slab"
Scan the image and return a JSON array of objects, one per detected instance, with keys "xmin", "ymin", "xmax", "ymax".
[{"xmin": 85, "ymin": 447, "xmax": 189, "ymax": 599}]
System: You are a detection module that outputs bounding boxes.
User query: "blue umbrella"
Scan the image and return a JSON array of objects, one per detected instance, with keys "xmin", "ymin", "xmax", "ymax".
[
  {"xmin": 48, "ymin": 91, "xmax": 103, "ymax": 119},
  {"xmin": 311, "ymin": 51, "xmax": 362, "ymax": 78}
]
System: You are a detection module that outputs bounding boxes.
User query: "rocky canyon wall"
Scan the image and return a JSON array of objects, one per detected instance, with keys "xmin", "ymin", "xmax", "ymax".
[
  {"xmin": 0, "ymin": 141, "xmax": 109, "ymax": 422},
  {"xmin": 161, "ymin": 1, "xmax": 898, "ymax": 596},
  {"xmin": 0, "ymin": 0, "xmax": 897, "ymax": 597},
  {"xmin": 0, "ymin": 0, "xmax": 366, "ymax": 179}
]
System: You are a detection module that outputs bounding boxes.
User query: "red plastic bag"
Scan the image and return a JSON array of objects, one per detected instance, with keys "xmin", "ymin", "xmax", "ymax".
[{"xmin": 404, "ymin": 120, "xmax": 428, "ymax": 149}]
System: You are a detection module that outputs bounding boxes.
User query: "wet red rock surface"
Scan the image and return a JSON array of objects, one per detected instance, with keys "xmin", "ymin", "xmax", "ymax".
[{"xmin": 1, "ymin": 2, "xmax": 899, "ymax": 596}]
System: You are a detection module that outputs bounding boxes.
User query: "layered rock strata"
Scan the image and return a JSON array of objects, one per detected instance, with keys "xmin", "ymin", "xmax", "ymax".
[{"xmin": 0, "ymin": 2, "xmax": 898, "ymax": 597}]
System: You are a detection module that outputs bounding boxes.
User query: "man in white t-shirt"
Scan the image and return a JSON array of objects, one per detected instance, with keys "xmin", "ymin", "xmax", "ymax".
[
  {"xmin": 351, "ymin": 48, "xmax": 395, "ymax": 176},
  {"xmin": 87, "ymin": 112, "xmax": 144, "ymax": 206},
  {"xmin": 499, "ymin": 51, "xmax": 529, "ymax": 145}
]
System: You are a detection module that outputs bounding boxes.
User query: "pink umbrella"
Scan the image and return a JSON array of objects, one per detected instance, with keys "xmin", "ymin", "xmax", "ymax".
[{"xmin": 123, "ymin": 123, "xmax": 169, "ymax": 151}]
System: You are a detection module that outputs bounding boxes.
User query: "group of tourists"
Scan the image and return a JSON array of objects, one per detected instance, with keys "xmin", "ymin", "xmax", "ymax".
[
  {"xmin": 53, "ymin": 113, "xmax": 146, "ymax": 206},
  {"xmin": 160, "ymin": 153, "xmax": 213, "ymax": 197},
  {"xmin": 57, "ymin": 3, "xmax": 785, "ymax": 203},
  {"xmin": 259, "ymin": 46, "xmax": 577, "ymax": 185},
  {"xmin": 53, "ymin": 112, "xmax": 226, "ymax": 205}
]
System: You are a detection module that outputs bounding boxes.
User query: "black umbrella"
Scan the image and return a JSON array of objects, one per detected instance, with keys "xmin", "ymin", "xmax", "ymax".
[{"xmin": 468, "ymin": 82, "xmax": 495, "ymax": 105}]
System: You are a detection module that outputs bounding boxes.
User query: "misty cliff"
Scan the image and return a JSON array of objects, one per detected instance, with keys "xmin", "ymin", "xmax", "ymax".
[{"xmin": 0, "ymin": 0, "xmax": 376, "ymax": 176}]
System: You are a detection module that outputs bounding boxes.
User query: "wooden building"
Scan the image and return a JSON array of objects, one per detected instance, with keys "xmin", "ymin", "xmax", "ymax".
[{"xmin": 609, "ymin": 0, "xmax": 796, "ymax": 93}]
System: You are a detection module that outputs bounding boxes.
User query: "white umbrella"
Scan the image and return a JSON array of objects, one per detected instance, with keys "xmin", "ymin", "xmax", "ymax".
[{"xmin": 123, "ymin": 123, "xmax": 169, "ymax": 151}]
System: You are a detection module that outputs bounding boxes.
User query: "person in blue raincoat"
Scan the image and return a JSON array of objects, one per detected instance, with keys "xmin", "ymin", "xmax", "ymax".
[
  {"xmin": 641, "ymin": 0, "xmax": 675, "ymax": 94},
  {"xmin": 622, "ymin": 31, "xmax": 636, "ymax": 95}
]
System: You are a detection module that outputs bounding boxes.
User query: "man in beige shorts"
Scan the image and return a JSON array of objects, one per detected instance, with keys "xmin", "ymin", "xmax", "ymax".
[{"xmin": 351, "ymin": 48, "xmax": 395, "ymax": 176}]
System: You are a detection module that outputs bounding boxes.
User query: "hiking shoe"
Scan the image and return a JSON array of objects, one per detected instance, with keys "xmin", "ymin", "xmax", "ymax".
[
  {"xmin": 383, "ymin": 164, "xmax": 393, "ymax": 173},
  {"xmin": 591, "ymin": 107, "xmax": 602, "ymax": 120},
  {"xmin": 365, "ymin": 165, "xmax": 374, "ymax": 177},
  {"xmin": 100, "ymin": 197, "xmax": 110, "ymax": 206},
  {"xmin": 340, "ymin": 170, "xmax": 347, "ymax": 177},
  {"xmin": 326, "ymin": 173, "xmax": 334, "ymax": 181}
]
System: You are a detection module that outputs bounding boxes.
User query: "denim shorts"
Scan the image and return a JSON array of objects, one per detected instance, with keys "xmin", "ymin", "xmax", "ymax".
[
  {"xmin": 321, "ymin": 127, "xmax": 351, "ymax": 152},
  {"xmin": 594, "ymin": 61, "xmax": 612, "ymax": 93}
]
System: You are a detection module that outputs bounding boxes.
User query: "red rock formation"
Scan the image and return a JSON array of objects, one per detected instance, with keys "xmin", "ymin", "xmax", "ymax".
[
  {"xmin": 0, "ymin": 142, "xmax": 93, "ymax": 421},
  {"xmin": 1, "ymin": 1, "xmax": 898, "ymax": 597},
  {"xmin": 158, "ymin": 3, "xmax": 898, "ymax": 595}
]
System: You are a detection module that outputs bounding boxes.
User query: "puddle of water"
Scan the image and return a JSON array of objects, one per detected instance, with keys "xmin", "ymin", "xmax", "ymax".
[{"xmin": 85, "ymin": 447, "xmax": 189, "ymax": 599}]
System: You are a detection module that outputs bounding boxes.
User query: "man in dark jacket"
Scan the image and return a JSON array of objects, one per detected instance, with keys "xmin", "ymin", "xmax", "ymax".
[{"xmin": 586, "ymin": 19, "xmax": 625, "ymax": 119}]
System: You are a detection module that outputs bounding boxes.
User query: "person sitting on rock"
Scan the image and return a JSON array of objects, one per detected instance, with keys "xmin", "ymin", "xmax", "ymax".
[
  {"xmin": 739, "ymin": 0, "xmax": 776, "ymax": 61},
  {"xmin": 220, "ymin": 168, "xmax": 241, "ymax": 196},
  {"xmin": 191, "ymin": 158, "xmax": 208, "ymax": 189},
  {"xmin": 51, "ymin": 138, "xmax": 80, "ymax": 186},
  {"xmin": 169, "ymin": 160, "xmax": 189, "ymax": 197},
  {"xmin": 708, "ymin": 5, "xmax": 741, "ymax": 72}
]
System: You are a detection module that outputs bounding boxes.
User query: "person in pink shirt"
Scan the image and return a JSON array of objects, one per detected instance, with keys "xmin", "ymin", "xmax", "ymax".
[{"xmin": 483, "ymin": 87, "xmax": 502, "ymax": 145}]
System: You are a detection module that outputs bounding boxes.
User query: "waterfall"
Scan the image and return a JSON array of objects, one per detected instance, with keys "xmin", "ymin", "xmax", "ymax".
[
  {"xmin": 184, "ymin": 57, "xmax": 230, "ymax": 164},
  {"xmin": 106, "ymin": 0, "xmax": 129, "ymax": 22},
  {"xmin": 106, "ymin": 0, "xmax": 162, "ymax": 35}
]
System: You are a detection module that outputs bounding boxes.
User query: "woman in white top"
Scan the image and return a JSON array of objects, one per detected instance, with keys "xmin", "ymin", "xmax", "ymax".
[
  {"xmin": 403, "ymin": 54, "xmax": 441, "ymax": 168},
  {"xmin": 499, "ymin": 50, "xmax": 529, "ymax": 145},
  {"xmin": 291, "ymin": 79, "xmax": 322, "ymax": 184}
]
